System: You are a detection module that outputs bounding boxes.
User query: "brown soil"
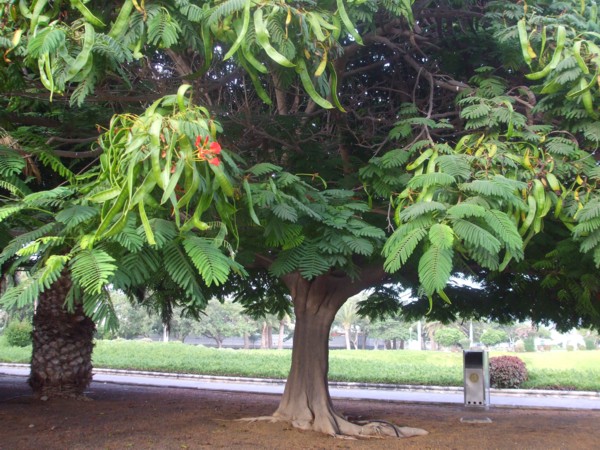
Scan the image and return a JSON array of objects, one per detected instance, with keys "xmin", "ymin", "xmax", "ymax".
[{"xmin": 1, "ymin": 374, "xmax": 599, "ymax": 449}]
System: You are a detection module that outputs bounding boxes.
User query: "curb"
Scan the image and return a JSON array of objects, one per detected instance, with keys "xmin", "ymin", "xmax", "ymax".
[{"xmin": 2, "ymin": 363, "xmax": 598, "ymax": 400}]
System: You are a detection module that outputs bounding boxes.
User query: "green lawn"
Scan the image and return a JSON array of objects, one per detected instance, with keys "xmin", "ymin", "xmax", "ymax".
[{"xmin": 1, "ymin": 337, "xmax": 599, "ymax": 391}]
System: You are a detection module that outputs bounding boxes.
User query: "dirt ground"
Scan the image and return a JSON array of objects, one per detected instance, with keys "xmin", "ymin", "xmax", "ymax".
[{"xmin": 1, "ymin": 374, "xmax": 599, "ymax": 450}]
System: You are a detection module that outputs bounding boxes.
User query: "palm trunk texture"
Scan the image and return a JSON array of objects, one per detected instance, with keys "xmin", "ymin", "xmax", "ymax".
[{"xmin": 29, "ymin": 274, "xmax": 95, "ymax": 398}]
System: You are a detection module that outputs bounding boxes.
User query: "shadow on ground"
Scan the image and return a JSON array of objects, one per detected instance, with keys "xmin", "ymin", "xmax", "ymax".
[{"xmin": 1, "ymin": 374, "xmax": 599, "ymax": 449}]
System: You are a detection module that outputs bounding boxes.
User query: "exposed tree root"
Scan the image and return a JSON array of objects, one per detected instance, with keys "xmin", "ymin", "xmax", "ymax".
[{"xmin": 236, "ymin": 414, "xmax": 428, "ymax": 439}]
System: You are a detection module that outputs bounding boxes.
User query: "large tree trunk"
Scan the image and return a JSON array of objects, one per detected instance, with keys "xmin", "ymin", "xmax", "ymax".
[
  {"xmin": 265, "ymin": 271, "xmax": 427, "ymax": 439},
  {"xmin": 29, "ymin": 274, "xmax": 95, "ymax": 399}
]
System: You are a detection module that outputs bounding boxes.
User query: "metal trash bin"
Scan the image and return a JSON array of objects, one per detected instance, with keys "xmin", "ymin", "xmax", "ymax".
[{"xmin": 463, "ymin": 350, "xmax": 490, "ymax": 407}]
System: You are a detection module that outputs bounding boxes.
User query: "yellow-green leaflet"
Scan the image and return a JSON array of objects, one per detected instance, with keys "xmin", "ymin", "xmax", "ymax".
[
  {"xmin": 237, "ymin": 56, "xmax": 272, "ymax": 104},
  {"xmin": 254, "ymin": 8, "xmax": 295, "ymax": 68},
  {"xmin": 526, "ymin": 25, "xmax": 566, "ymax": 80},
  {"xmin": 38, "ymin": 53, "xmax": 55, "ymax": 99},
  {"xmin": 328, "ymin": 63, "xmax": 346, "ymax": 112},
  {"xmin": 138, "ymin": 200, "xmax": 156, "ymax": 245},
  {"xmin": 70, "ymin": 0, "xmax": 106, "ymax": 28},
  {"xmin": 243, "ymin": 179, "xmax": 261, "ymax": 226},
  {"xmin": 176, "ymin": 84, "xmax": 192, "ymax": 112},
  {"xmin": 108, "ymin": 0, "xmax": 134, "ymax": 39},
  {"xmin": 518, "ymin": 18, "xmax": 533, "ymax": 66},
  {"xmin": 241, "ymin": 38, "xmax": 268, "ymax": 74},
  {"xmin": 336, "ymin": 0, "xmax": 362, "ymax": 45},
  {"xmin": 296, "ymin": 58, "xmax": 334, "ymax": 109},
  {"xmin": 211, "ymin": 164, "xmax": 234, "ymax": 197},
  {"xmin": 66, "ymin": 23, "xmax": 95, "ymax": 81},
  {"xmin": 314, "ymin": 51, "xmax": 327, "ymax": 77},
  {"xmin": 306, "ymin": 12, "xmax": 327, "ymax": 41},
  {"xmin": 88, "ymin": 187, "xmax": 121, "ymax": 203},
  {"xmin": 28, "ymin": 0, "xmax": 48, "ymax": 33},
  {"xmin": 224, "ymin": 0, "xmax": 250, "ymax": 61},
  {"xmin": 572, "ymin": 41, "xmax": 590, "ymax": 74}
]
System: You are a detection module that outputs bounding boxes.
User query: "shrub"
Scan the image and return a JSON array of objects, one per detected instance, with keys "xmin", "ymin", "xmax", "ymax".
[
  {"xmin": 5, "ymin": 320, "xmax": 32, "ymax": 347},
  {"xmin": 524, "ymin": 337, "xmax": 536, "ymax": 352},
  {"xmin": 489, "ymin": 355, "xmax": 528, "ymax": 389},
  {"xmin": 584, "ymin": 338, "xmax": 597, "ymax": 350}
]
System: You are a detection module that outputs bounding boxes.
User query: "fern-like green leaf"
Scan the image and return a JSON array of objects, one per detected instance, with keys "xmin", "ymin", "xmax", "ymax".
[
  {"xmin": 408, "ymin": 173, "xmax": 456, "ymax": 189},
  {"xmin": 575, "ymin": 199, "xmax": 600, "ymax": 222},
  {"xmin": 110, "ymin": 215, "xmax": 145, "ymax": 252},
  {"xmin": 37, "ymin": 152, "xmax": 77, "ymax": 184},
  {"xmin": 272, "ymin": 203, "xmax": 298, "ymax": 222},
  {"xmin": 55, "ymin": 205, "xmax": 99, "ymax": 229},
  {"xmin": 484, "ymin": 209, "xmax": 523, "ymax": 257},
  {"xmin": 112, "ymin": 247, "xmax": 161, "ymax": 289},
  {"xmin": 436, "ymin": 155, "xmax": 471, "ymax": 180},
  {"xmin": 206, "ymin": 0, "xmax": 249, "ymax": 26},
  {"xmin": 418, "ymin": 245, "xmax": 454, "ymax": 295},
  {"xmin": 147, "ymin": 7, "xmax": 181, "ymax": 47},
  {"xmin": 340, "ymin": 236, "xmax": 374, "ymax": 256},
  {"xmin": 0, "ymin": 205, "xmax": 25, "ymax": 223},
  {"xmin": 269, "ymin": 246, "xmax": 303, "ymax": 276},
  {"xmin": 70, "ymin": 248, "xmax": 118, "ymax": 294},
  {"xmin": 573, "ymin": 216, "xmax": 600, "ymax": 237},
  {"xmin": 451, "ymin": 218, "xmax": 501, "ymax": 254},
  {"xmin": 0, "ymin": 259, "xmax": 66, "ymax": 309},
  {"xmin": 247, "ymin": 162, "xmax": 282, "ymax": 177},
  {"xmin": 162, "ymin": 241, "xmax": 207, "ymax": 301},
  {"xmin": 447, "ymin": 203, "xmax": 486, "ymax": 219},
  {"xmin": 545, "ymin": 137, "xmax": 577, "ymax": 156},
  {"xmin": 183, "ymin": 237, "xmax": 232, "ymax": 286},
  {"xmin": 398, "ymin": 201, "xmax": 446, "ymax": 223},
  {"xmin": 0, "ymin": 223, "xmax": 58, "ymax": 265},
  {"xmin": 0, "ymin": 150, "xmax": 26, "ymax": 176},
  {"xmin": 298, "ymin": 242, "xmax": 331, "ymax": 279},
  {"xmin": 380, "ymin": 149, "xmax": 411, "ymax": 168},
  {"xmin": 580, "ymin": 229, "xmax": 600, "ymax": 253},
  {"xmin": 264, "ymin": 221, "xmax": 304, "ymax": 248},
  {"xmin": 146, "ymin": 219, "xmax": 179, "ymax": 249},
  {"xmin": 428, "ymin": 223, "xmax": 454, "ymax": 249},
  {"xmin": 383, "ymin": 227, "xmax": 428, "ymax": 272},
  {"xmin": 459, "ymin": 179, "xmax": 515, "ymax": 200}
]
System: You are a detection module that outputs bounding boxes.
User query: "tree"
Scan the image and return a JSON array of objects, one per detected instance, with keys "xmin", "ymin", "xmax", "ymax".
[
  {"xmin": 369, "ymin": 315, "xmax": 411, "ymax": 349},
  {"xmin": 193, "ymin": 299, "xmax": 253, "ymax": 348},
  {"xmin": 2, "ymin": 0, "xmax": 600, "ymax": 439},
  {"xmin": 480, "ymin": 328, "xmax": 509, "ymax": 347},
  {"xmin": 435, "ymin": 327, "xmax": 466, "ymax": 349},
  {"xmin": 334, "ymin": 295, "xmax": 361, "ymax": 350}
]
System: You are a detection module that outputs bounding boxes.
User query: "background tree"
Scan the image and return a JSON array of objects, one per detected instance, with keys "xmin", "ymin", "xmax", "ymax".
[
  {"xmin": 193, "ymin": 299, "xmax": 254, "ymax": 349},
  {"xmin": 434, "ymin": 327, "xmax": 467, "ymax": 349},
  {"xmin": 369, "ymin": 315, "xmax": 411, "ymax": 349},
  {"xmin": 480, "ymin": 328, "xmax": 509, "ymax": 347}
]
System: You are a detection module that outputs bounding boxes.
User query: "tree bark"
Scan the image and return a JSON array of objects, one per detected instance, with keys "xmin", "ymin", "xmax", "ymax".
[
  {"xmin": 344, "ymin": 325, "xmax": 351, "ymax": 350},
  {"xmin": 29, "ymin": 274, "xmax": 95, "ymax": 399},
  {"xmin": 278, "ymin": 320, "xmax": 285, "ymax": 350},
  {"xmin": 267, "ymin": 270, "xmax": 427, "ymax": 438}
]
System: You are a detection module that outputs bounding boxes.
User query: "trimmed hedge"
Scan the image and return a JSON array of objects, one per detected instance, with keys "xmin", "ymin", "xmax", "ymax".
[
  {"xmin": 4, "ymin": 320, "xmax": 32, "ymax": 348},
  {"xmin": 489, "ymin": 355, "xmax": 528, "ymax": 388}
]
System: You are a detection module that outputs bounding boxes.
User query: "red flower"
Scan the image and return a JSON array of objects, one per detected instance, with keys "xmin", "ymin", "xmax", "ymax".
[
  {"xmin": 195, "ymin": 135, "xmax": 222, "ymax": 165},
  {"xmin": 209, "ymin": 141, "xmax": 222, "ymax": 154}
]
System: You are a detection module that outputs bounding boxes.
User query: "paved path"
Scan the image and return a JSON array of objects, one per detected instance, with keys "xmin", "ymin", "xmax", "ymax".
[{"xmin": 1, "ymin": 364, "xmax": 598, "ymax": 410}]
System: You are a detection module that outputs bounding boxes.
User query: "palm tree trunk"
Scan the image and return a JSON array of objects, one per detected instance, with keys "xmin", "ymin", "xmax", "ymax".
[{"xmin": 29, "ymin": 274, "xmax": 95, "ymax": 399}]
